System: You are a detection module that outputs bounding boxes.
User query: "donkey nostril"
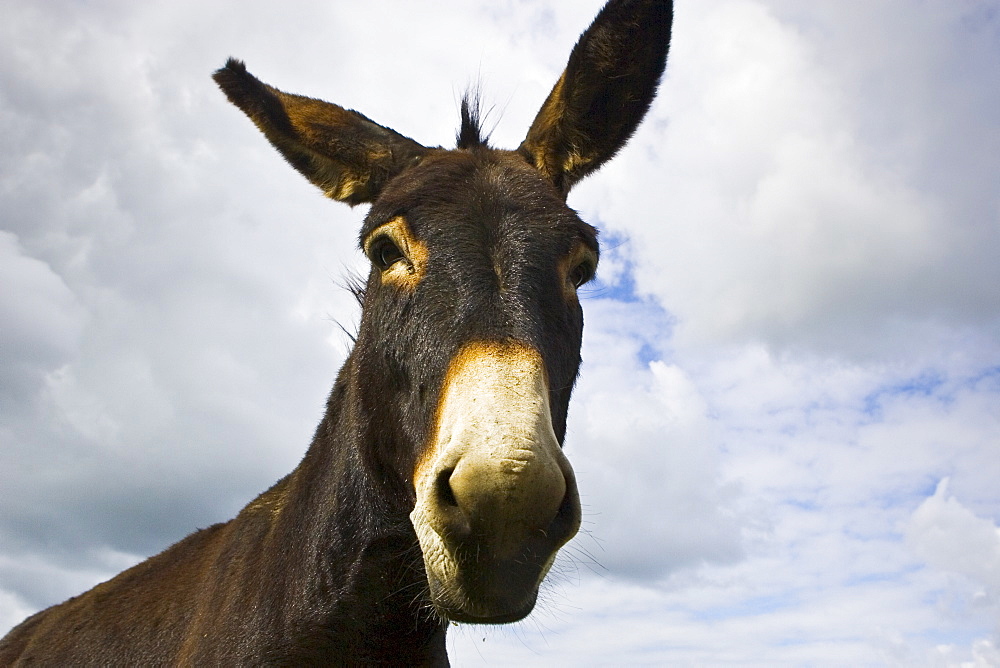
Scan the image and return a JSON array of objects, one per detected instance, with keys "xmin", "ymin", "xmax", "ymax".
[
  {"xmin": 432, "ymin": 467, "xmax": 472, "ymax": 542},
  {"xmin": 436, "ymin": 468, "xmax": 458, "ymax": 508}
]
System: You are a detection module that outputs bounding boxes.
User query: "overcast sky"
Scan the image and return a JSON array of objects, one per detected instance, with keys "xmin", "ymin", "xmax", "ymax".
[{"xmin": 2, "ymin": 0, "xmax": 999, "ymax": 665}]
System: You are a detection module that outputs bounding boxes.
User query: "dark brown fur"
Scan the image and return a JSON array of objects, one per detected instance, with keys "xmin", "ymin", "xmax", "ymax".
[{"xmin": 1, "ymin": 1, "xmax": 671, "ymax": 664}]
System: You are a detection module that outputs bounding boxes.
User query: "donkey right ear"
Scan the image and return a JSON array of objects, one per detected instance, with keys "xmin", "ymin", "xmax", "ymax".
[
  {"xmin": 519, "ymin": 0, "xmax": 672, "ymax": 197},
  {"xmin": 213, "ymin": 59, "xmax": 430, "ymax": 206}
]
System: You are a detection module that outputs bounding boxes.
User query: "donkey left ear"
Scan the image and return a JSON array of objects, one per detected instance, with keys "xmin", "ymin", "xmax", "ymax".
[
  {"xmin": 519, "ymin": 0, "xmax": 672, "ymax": 197},
  {"xmin": 213, "ymin": 59, "xmax": 429, "ymax": 206}
]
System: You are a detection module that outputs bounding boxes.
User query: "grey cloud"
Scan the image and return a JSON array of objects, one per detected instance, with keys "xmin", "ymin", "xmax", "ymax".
[{"xmin": 0, "ymin": 233, "xmax": 86, "ymax": 401}]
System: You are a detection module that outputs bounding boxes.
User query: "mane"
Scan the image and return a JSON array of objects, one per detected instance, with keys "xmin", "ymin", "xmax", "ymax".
[{"xmin": 456, "ymin": 92, "xmax": 490, "ymax": 149}]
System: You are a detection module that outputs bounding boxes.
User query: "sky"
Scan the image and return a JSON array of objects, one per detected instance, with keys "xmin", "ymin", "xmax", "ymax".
[{"xmin": 1, "ymin": 0, "xmax": 999, "ymax": 665}]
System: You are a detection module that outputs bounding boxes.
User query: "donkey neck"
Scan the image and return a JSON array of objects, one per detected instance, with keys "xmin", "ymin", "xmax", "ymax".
[{"xmin": 266, "ymin": 354, "xmax": 448, "ymax": 664}]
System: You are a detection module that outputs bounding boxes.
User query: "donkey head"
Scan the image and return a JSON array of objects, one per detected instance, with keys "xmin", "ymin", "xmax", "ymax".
[{"xmin": 214, "ymin": 0, "xmax": 671, "ymax": 625}]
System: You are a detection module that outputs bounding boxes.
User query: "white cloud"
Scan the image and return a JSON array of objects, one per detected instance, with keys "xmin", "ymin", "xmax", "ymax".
[
  {"xmin": 573, "ymin": 0, "xmax": 1000, "ymax": 361},
  {"xmin": 908, "ymin": 478, "xmax": 1000, "ymax": 599},
  {"xmin": 566, "ymin": 299, "xmax": 745, "ymax": 579}
]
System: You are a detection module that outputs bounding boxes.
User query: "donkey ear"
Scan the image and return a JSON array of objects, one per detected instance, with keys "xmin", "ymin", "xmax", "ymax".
[
  {"xmin": 519, "ymin": 0, "xmax": 672, "ymax": 197},
  {"xmin": 213, "ymin": 59, "xmax": 429, "ymax": 206}
]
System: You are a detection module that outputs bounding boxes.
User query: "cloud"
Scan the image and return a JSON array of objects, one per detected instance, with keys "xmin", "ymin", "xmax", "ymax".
[
  {"xmin": 565, "ymin": 296, "xmax": 744, "ymax": 580},
  {"xmin": 571, "ymin": 0, "xmax": 1000, "ymax": 361},
  {"xmin": 0, "ymin": 591, "xmax": 32, "ymax": 646},
  {"xmin": 0, "ymin": 0, "xmax": 373, "ymax": 596},
  {"xmin": 908, "ymin": 478, "xmax": 1000, "ymax": 599},
  {"xmin": 0, "ymin": 232, "xmax": 86, "ymax": 403}
]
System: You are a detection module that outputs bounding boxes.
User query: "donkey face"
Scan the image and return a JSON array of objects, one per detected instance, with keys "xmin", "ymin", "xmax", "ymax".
[
  {"xmin": 214, "ymin": 0, "xmax": 672, "ymax": 624},
  {"xmin": 357, "ymin": 149, "xmax": 595, "ymax": 621}
]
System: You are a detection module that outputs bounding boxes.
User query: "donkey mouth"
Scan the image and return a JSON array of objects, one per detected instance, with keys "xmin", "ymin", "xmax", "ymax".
[
  {"xmin": 424, "ymin": 492, "xmax": 580, "ymax": 624},
  {"xmin": 426, "ymin": 557, "xmax": 546, "ymax": 624}
]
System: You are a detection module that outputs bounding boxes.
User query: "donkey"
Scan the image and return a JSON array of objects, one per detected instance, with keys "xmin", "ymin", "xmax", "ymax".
[{"xmin": 0, "ymin": 0, "xmax": 671, "ymax": 664}]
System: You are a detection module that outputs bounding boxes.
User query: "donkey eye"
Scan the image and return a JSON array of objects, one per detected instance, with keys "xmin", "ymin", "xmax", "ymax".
[
  {"xmin": 568, "ymin": 260, "xmax": 595, "ymax": 288},
  {"xmin": 370, "ymin": 238, "xmax": 406, "ymax": 270}
]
